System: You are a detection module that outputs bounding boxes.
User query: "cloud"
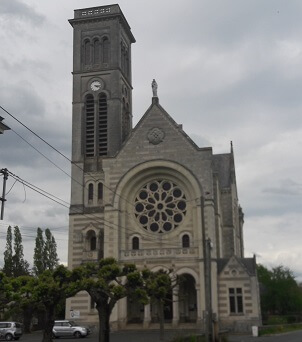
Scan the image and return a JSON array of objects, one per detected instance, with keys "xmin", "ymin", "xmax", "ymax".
[{"xmin": 1, "ymin": 0, "xmax": 44, "ymax": 25}]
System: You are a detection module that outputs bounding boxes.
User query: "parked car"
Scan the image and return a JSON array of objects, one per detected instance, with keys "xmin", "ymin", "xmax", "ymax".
[
  {"xmin": 52, "ymin": 320, "xmax": 90, "ymax": 338},
  {"xmin": 0, "ymin": 322, "xmax": 23, "ymax": 341}
]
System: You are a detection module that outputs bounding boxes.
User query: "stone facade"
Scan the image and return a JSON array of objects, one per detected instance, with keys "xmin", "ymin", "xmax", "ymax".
[{"xmin": 66, "ymin": 4, "xmax": 261, "ymax": 333}]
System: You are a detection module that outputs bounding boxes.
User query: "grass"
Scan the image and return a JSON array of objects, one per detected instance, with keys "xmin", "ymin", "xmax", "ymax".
[
  {"xmin": 171, "ymin": 335, "xmax": 228, "ymax": 342},
  {"xmin": 259, "ymin": 323, "xmax": 302, "ymax": 336}
]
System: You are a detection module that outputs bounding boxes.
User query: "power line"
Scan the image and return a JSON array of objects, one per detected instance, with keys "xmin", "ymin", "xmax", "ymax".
[
  {"xmin": 0, "ymin": 105, "xmax": 134, "ymax": 208},
  {"xmin": 5, "ymin": 169, "xmax": 195, "ymax": 249}
]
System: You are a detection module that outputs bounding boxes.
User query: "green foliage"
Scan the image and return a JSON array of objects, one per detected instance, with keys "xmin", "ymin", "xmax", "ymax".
[
  {"xmin": 259, "ymin": 323, "xmax": 302, "ymax": 336},
  {"xmin": 3, "ymin": 226, "xmax": 29, "ymax": 277},
  {"xmin": 33, "ymin": 227, "xmax": 45, "ymax": 275},
  {"xmin": 44, "ymin": 228, "xmax": 59, "ymax": 271},
  {"xmin": 73, "ymin": 258, "xmax": 146, "ymax": 342},
  {"xmin": 0, "ymin": 272, "xmax": 13, "ymax": 310},
  {"xmin": 257, "ymin": 264, "xmax": 302, "ymax": 316},
  {"xmin": 13, "ymin": 226, "xmax": 30, "ymax": 276},
  {"xmin": 34, "ymin": 228, "xmax": 59, "ymax": 275},
  {"xmin": 3, "ymin": 226, "xmax": 13, "ymax": 276}
]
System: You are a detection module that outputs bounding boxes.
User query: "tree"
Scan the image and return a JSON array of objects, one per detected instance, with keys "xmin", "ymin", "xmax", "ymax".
[
  {"xmin": 0, "ymin": 272, "xmax": 12, "ymax": 312},
  {"xmin": 257, "ymin": 264, "xmax": 302, "ymax": 316},
  {"xmin": 142, "ymin": 269, "xmax": 177, "ymax": 341},
  {"xmin": 14, "ymin": 265, "xmax": 79, "ymax": 342},
  {"xmin": 10, "ymin": 275, "xmax": 37, "ymax": 333},
  {"xmin": 33, "ymin": 227, "xmax": 45, "ymax": 275},
  {"xmin": 44, "ymin": 229, "xmax": 59, "ymax": 270},
  {"xmin": 33, "ymin": 228, "xmax": 59, "ymax": 275},
  {"xmin": 3, "ymin": 226, "xmax": 13, "ymax": 277},
  {"xmin": 12, "ymin": 226, "xmax": 29, "ymax": 276},
  {"xmin": 73, "ymin": 258, "xmax": 147, "ymax": 342}
]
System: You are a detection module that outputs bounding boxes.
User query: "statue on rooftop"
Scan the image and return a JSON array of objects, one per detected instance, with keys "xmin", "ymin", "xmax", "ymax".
[{"xmin": 152, "ymin": 79, "xmax": 158, "ymax": 97}]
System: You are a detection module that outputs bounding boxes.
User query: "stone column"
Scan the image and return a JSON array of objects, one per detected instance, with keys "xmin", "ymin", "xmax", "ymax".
[
  {"xmin": 172, "ymin": 285, "xmax": 179, "ymax": 327},
  {"xmin": 143, "ymin": 304, "xmax": 151, "ymax": 328}
]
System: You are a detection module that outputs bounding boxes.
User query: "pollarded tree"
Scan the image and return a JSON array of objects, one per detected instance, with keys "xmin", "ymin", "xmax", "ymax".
[
  {"xmin": 73, "ymin": 258, "xmax": 147, "ymax": 342},
  {"xmin": 0, "ymin": 271, "xmax": 12, "ymax": 312},
  {"xmin": 10, "ymin": 275, "xmax": 37, "ymax": 333},
  {"xmin": 142, "ymin": 269, "xmax": 178, "ymax": 342},
  {"xmin": 15, "ymin": 265, "xmax": 79, "ymax": 342},
  {"xmin": 33, "ymin": 227, "xmax": 45, "ymax": 275},
  {"xmin": 12, "ymin": 226, "xmax": 29, "ymax": 276},
  {"xmin": 3, "ymin": 226, "xmax": 13, "ymax": 277}
]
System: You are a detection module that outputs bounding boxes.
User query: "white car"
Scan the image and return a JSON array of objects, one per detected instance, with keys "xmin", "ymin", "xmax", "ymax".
[
  {"xmin": 0, "ymin": 322, "xmax": 23, "ymax": 341},
  {"xmin": 52, "ymin": 320, "xmax": 90, "ymax": 338}
]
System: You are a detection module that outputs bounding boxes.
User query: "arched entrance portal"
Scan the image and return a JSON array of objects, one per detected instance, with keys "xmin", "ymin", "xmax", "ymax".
[
  {"xmin": 151, "ymin": 290, "xmax": 173, "ymax": 323},
  {"xmin": 179, "ymin": 274, "xmax": 197, "ymax": 322},
  {"xmin": 127, "ymin": 297, "xmax": 144, "ymax": 323}
]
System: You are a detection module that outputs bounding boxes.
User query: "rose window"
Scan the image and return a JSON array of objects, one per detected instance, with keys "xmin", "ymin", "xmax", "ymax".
[{"xmin": 134, "ymin": 180, "xmax": 187, "ymax": 233}]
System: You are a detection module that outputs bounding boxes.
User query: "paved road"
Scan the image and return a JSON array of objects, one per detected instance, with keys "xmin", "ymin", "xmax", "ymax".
[{"xmin": 15, "ymin": 329, "xmax": 302, "ymax": 342}]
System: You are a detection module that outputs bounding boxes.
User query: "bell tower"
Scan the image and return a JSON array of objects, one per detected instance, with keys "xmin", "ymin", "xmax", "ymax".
[{"xmin": 69, "ymin": 4, "xmax": 135, "ymax": 210}]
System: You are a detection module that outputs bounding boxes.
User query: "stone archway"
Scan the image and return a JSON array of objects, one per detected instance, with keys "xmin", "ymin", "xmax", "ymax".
[{"xmin": 179, "ymin": 274, "xmax": 197, "ymax": 323}]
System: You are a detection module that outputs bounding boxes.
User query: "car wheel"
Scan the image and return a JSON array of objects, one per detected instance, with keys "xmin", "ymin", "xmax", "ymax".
[
  {"xmin": 74, "ymin": 331, "xmax": 82, "ymax": 338},
  {"xmin": 5, "ymin": 334, "xmax": 13, "ymax": 341}
]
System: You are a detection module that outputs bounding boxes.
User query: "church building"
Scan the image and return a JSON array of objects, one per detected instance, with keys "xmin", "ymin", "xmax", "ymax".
[{"xmin": 66, "ymin": 4, "xmax": 261, "ymax": 333}]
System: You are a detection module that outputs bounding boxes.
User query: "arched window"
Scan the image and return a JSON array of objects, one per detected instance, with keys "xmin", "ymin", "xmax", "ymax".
[
  {"xmin": 84, "ymin": 39, "xmax": 91, "ymax": 65},
  {"xmin": 102, "ymin": 37, "xmax": 109, "ymax": 64},
  {"xmin": 90, "ymin": 236, "xmax": 97, "ymax": 250},
  {"xmin": 88, "ymin": 183, "xmax": 94, "ymax": 202},
  {"xmin": 98, "ymin": 183, "xmax": 103, "ymax": 200},
  {"xmin": 98, "ymin": 93, "xmax": 108, "ymax": 156},
  {"xmin": 93, "ymin": 39, "xmax": 100, "ymax": 64},
  {"xmin": 132, "ymin": 237, "xmax": 139, "ymax": 250},
  {"xmin": 85, "ymin": 94, "xmax": 95, "ymax": 157},
  {"xmin": 182, "ymin": 234, "xmax": 190, "ymax": 248},
  {"xmin": 86, "ymin": 230, "xmax": 97, "ymax": 251}
]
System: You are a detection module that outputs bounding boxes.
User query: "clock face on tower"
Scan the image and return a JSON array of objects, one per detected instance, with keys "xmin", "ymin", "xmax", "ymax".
[{"xmin": 90, "ymin": 80, "xmax": 103, "ymax": 91}]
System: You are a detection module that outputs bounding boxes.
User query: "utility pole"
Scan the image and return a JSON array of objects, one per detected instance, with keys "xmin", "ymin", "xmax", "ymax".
[{"xmin": 0, "ymin": 168, "xmax": 8, "ymax": 220}]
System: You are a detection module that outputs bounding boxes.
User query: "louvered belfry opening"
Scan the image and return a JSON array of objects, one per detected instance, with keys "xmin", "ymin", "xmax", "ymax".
[
  {"xmin": 98, "ymin": 93, "xmax": 108, "ymax": 156},
  {"xmin": 85, "ymin": 94, "xmax": 95, "ymax": 157}
]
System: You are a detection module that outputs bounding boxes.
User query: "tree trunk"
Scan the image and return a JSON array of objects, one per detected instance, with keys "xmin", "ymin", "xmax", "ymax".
[
  {"xmin": 23, "ymin": 305, "xmax": 33, "ymax": 333},
  {"xmin": 159, "ymin": 301, "xmax": 165, "ymax": 342},
  {"xmin": 97, "ymin": 304, "xmax": 111, "ymax": 342},
  {"xmin": 42, "ymin": 305, "xmax": 55, "ymax": 342}
]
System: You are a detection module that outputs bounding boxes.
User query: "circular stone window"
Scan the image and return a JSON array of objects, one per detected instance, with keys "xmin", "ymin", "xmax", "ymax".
[{"xmin": 134, "ymin": 180, "xmax": 187, "ymax": 233}]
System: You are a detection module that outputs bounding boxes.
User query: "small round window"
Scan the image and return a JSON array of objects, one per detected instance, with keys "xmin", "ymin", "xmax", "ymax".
[{"xmin": 134, "ymin": 180, "xmax": 187, "ymax": 233}]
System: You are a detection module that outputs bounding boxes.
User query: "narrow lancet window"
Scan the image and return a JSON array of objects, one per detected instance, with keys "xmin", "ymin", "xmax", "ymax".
[
  {"xmin": 132, "ymin": 237, "xmax": 139, "ymax": 250},
  {"xmin": 88, "ymin": 183, "xmax": 94, "ymax": 202},
  {"xmin": 103, "ymin": 37, "xmax": 109, "ymax": 64},
  {"xmin": 93, "ymin": 39, "xmax": 100, "ymax": 64},
  {"xmin": 84, "ymin": 39, "xmax": 91, "ymax": 65},
  {"xmin": 85, "ymin": 94, "xmax": 95, "ymax": 157},
  {"xmin": 182, "ymin": 234, "xmax": 190, "ymax": 248},
  {"xmin": 98, "ymin": 183, "xmax": 103, "ymax": 200},
  {"xmin": 98, "ymin": 93, "xmax": 108, "ymax": 156}
]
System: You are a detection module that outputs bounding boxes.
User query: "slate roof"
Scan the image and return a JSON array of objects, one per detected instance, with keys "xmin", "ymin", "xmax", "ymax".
[
  {"xmin": 212, "ymin": 153, "xmax": 232, "ymax": 188},
  {"xmin": 217, "ymin": 257, "xmax": 257, "ymax": 276}
]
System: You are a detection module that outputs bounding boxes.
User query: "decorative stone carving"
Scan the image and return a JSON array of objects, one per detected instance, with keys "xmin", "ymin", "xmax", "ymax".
[
  {"xmin": 151, "ymin": 79, "xmax": 158, "ymax": 97},
  {"xmin": 147, "ymin": 127, "xmax": 165, "ymax": 145}
]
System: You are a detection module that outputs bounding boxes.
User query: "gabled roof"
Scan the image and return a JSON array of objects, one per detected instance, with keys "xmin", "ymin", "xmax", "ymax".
[
  {"xmin": 128, "ymin": 97, "xmax": 209, "ymax": 151},
  {"xmin": 217, "ymin": 256, "xmax": 257, "ymax": 276}
]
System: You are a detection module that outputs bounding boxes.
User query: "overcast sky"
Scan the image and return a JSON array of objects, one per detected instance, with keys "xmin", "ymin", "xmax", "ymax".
[{"xmin": 0, "ymin": 0, "xmax": 302, "ymax": 280}]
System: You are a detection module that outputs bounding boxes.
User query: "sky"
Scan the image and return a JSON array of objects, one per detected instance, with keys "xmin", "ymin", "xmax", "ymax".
[{"xmin": 0, "ymin": 0, "xmax": 302, "ymax": 280}]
